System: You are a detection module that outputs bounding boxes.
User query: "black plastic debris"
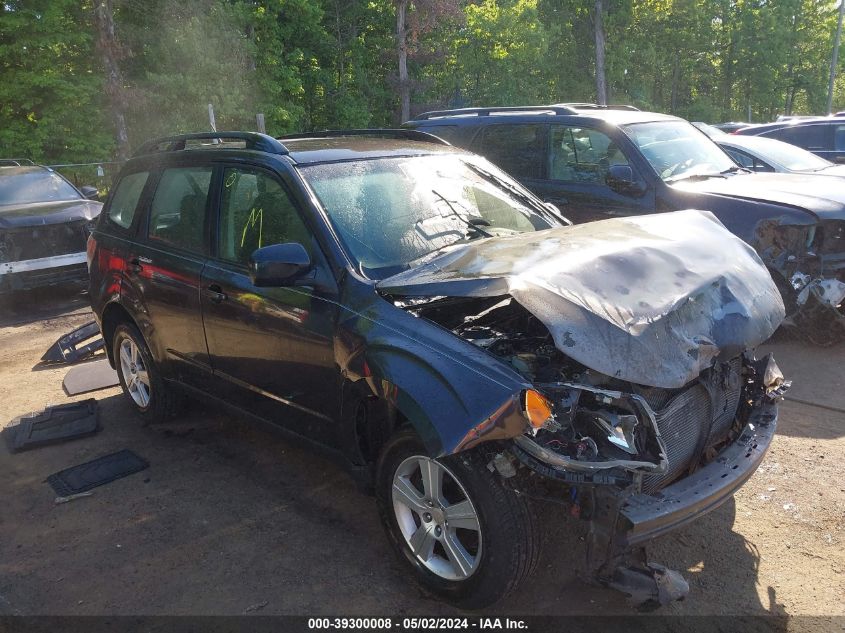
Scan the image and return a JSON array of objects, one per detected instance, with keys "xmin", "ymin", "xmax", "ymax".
[
  {"xmin": 41, "ymin": 321, "xmax": 104, "ymax": 364},
  {"xmin": 63, "ymin": 359, "xmax": 119, "ymax": 396},
  {"xmin": 47, "ymin": 449, "xmax": 149, "ymax": 496},
  {"xmin": 3, "ymin": 399, "xmax": 99, "ymax": 453}
]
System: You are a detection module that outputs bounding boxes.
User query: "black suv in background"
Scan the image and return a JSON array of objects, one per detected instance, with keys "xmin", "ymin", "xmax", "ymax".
[
  {"xmin": 404, "ymin": 105, "xmax": 845, "ymax": 345},
  {"xmin": 88, "ymin": 131, "xmax": 787, "ymax": 609},
  {"xmin": 734, "ymin": 116, "xmax": 845, "ymax": 164},
  {"xmin": 0, "ymin": 160, "xmax": 101, "ymax": 292}
]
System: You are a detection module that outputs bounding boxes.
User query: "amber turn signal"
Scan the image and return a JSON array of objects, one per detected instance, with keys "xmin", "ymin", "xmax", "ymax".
[{"xmin": 523, "ymin": 389, "xmax": 554, "ymax": 429}]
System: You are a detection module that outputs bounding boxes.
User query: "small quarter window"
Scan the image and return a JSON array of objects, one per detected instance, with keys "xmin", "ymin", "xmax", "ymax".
[
  {"xmin": 107, "ymin": 171, "xmax": 148, "ymax": 229},
  {"xmin": 148, "ymin": 166, "xmax": 212, "ymax": 253}
]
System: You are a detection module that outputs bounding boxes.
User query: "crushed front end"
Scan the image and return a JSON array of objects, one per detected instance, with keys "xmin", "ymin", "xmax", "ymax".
[
  {"xmin": 399, "ymin": 291, "xmax": 788, "ymax": 608},
  {"xmin": 502, "ymin": 353, "xmax": 786, "ymax": 609},
  {"xmin": 380, "ymin": 210, "xmax": 789, "ymax": 608},
  {"xmin": 787, "ymin": 220, "xmax": 845, "ymax": 345}
]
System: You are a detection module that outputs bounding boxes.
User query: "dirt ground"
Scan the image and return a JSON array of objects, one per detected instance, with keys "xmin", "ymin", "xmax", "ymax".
[{"xmin": 0, "ymin": 286, "xmax": 843, "ymax": 618}]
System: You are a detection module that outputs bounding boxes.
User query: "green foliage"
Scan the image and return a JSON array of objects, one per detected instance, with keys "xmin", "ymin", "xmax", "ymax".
[
  {"xmin": 0, "ymin": 0, "xmax": 114, "ymax": 163},
  {"xmin": 3, "ymin": 0, "xmax": 845, "ymax": 162}
]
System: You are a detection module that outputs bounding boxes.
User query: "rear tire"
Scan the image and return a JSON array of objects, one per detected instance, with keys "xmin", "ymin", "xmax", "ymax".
[
  {"xmin": 113, "ymin": 322, "xmax": 181, "ymax": 424},
  {"xmin": 376, "ymin": 428, "xmax": 541, "ymax": 609}
]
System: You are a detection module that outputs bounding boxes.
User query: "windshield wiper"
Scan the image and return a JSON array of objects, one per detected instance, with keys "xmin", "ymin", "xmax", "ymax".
[{"xmin": 431, "ymin": 189, "xmax": 493, "ymax": 238}]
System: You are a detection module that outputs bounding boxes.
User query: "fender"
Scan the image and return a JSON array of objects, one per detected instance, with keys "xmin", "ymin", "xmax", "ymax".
[{"xmin": 334, "ymin": 290, "xmax": 531, "ymax": 458}]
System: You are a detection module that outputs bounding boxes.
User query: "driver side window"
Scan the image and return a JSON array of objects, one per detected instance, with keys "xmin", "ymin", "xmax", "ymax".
[
  {"xmin": 218, "ymin": 167, "xmax": 311, "ymax": 265},
  {"xmin": 549, "ymin": 126, "xmax": 628, "ymax": 183}
]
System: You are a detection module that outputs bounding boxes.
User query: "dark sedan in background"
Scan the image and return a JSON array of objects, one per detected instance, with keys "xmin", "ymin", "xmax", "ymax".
[{"xmin": 0, "ymin": 161, "xmax": 102, "ymax": 293}]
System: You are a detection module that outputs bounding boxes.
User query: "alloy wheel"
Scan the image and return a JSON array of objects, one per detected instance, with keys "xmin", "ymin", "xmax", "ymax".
[
  {"xmin": 119, "ymin": 337, "xmax": 151, "ymax": 408},
  {"xmin": 392, "ymin": 455, "xmax": 482, "ymax": 581}
]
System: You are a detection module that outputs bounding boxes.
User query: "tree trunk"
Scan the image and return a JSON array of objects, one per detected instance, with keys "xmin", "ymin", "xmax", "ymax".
[
  {"xmin": 93, "ymin": 0, "xmax": 129, "ymax": 161},
  {"xmin": 396, "ymin": 0, "xmax": 410, "ymax": 123},
  {"xmin": 594, "ymin": 0, "xmax": 607, "ymax": 105},
  {"xmin": 670, "ymin": 58, "xmax": 680, "ymax": 113}
]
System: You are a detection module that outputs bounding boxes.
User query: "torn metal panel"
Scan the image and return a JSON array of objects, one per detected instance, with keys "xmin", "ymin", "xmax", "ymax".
[
  {"xmin": 379, "ymin": 210, "xmax": 785, "ymax": 389},
  {"xmin": 41, "ymin": 321, "xmax": 105, "ymax": 364}
]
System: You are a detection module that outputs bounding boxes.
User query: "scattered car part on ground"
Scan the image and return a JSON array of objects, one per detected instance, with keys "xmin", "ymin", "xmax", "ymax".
[
  {"xmin": 41, "ymin": 320, "xmax": 105, "ymax": 364},
  {"xmin": 0, "ymin": 163, "xmax": 102, "ymax": 293},
  {"xmin": 404, "ymin": 105, "xmax": 845, "ymax": 345},
  {"xmin": 62, "ymin": 359, "xmax": 119, "ymax": 396},
  {"xmin": 88, "ymin": 130, "xmax": 787, "ymax": 609},
  {"xmin": 46, "ymin": 448, "xmax": 149, "ymax": 496},
  {"xmin": 2, "ymin": 399, "xmax": 99, "ymax": 453}
]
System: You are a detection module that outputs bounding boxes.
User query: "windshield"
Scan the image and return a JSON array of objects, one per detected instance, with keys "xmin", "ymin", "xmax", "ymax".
[
  {"xmin": 299, "ymin": 154, "xmax": 558, "ymax": 278},
  {"xmin": 748, "ymin": 139, "xmax": 833, "ymax": 171},
  {"xmin": 0, "ymin": 168, "xmax": 82, "ymax": 205},
  {"xmin": 623, "ymin": 120, "xmax": 737, "ymax": 182}
]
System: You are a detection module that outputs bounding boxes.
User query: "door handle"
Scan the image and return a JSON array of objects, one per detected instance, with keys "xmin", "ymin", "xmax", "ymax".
[
  {"xmin": 127, "ymin": 256, "xmax": 150, "ymax": 274},
  {"xmin": 205, "ymin": 283, "xmax": 227, "ymax": 304}
]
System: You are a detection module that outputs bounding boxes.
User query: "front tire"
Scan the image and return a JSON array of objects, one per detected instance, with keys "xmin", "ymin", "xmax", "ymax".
[
  {"xmin": 113, "ymin": 322, "xmax": 180, "ymax": 424},
  {"xmin": 376, "ymin": 428, "xmax": 541, "ymax": 609}
]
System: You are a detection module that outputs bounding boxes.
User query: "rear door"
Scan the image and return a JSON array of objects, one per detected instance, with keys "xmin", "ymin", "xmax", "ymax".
[
  {"xmin": 125, "ymin": 162, "xmax": 213, "ymax": 387},
  {"xmin": 472, "ymin": 123, "xmax": 548, "ymax": 193},
  {"xmin": 200, "ymin": 163, "xmax": 342, "ymax": 442}
]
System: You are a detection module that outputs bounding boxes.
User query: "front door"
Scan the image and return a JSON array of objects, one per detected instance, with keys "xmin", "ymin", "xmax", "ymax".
[
  {"xmin": 200, "ymin": 164, "xmax": 341, "ymax": 442},
  {"xmin": 530, "ymin": 124, "xmax": 654, "ymax": 223}
]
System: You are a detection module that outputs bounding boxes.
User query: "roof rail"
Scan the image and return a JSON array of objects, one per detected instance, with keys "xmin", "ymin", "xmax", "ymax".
[
  {"xmin": 278, "ymin": 128, "xmax": 451, "ymax": 146},
  {"xmin": 556, "ymin": 103, "xmax": 640, "ymax": 111},
  {"xmin": 0, "ymin": 158, "xmax": 36, "ymax": 167},
  {"xmin": 413, "ymin": 105, "xmax": 578, "ymax": 120},
  {"xmin": 133, "ymin": 132, "xmax": 289, "ymax": 157}
]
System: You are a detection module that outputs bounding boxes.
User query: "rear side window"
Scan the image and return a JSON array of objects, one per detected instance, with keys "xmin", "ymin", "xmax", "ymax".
[
  {"xmin": 147, "ymin": 166, "xmax": 212, "ymax": 253},
  {"xmin": 478, "ymin": 124, "xmax": 545, "ymax": 179},
  {"xmin": 218, "ymin": 166, "xmax": 311, "ymax": 264},
  {"xmin": 765, "ymin": 124, "xmax": 830, "ymax": 150},
  {"xmin": 107, "ymin": 171, "xmax": 148, "ymax": 229}
]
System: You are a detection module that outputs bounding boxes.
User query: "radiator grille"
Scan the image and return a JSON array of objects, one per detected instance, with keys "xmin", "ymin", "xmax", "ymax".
[
  {"xmin": 640, "ymin": 358, "xmax": 742, "ymax": 493},
  {"xmin": 0, "ymin": 220, "xmax": 89, "ymax": 263}
]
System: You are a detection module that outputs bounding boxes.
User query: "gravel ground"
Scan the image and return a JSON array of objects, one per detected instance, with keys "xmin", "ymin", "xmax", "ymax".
[{"xmin": 0, "ymin": 286, "xmax": 842, "ymax": 618}]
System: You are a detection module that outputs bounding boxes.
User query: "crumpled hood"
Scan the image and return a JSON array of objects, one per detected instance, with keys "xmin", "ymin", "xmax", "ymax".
[
  {"xmin": 0, "ymin": 199, "xmax": 102, "ymax": 229},
  {"xmin": 378, "ymin": 209, "xmax": 785, "ymax": 389},
  {"xmin": 674, "ymin": 172, "xmax": 845, "ymax": 221}
]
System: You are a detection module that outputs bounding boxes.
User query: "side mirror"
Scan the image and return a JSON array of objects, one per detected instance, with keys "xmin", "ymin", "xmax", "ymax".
[
  {"xmin": 80, "ymin": 185, "xmax": 99, "ymax": 200},
  {"xmin": 250, "ymin": 242, "xmax": 311, "ymax": 287},
  {"xmin": 606, "ymin": 165, "xmax": 646, "ymax": 195}
]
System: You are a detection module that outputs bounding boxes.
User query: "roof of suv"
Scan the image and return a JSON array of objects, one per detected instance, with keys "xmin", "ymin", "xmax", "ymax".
[
  {"xmin": 407, "ymin": 104, "xmax": 679, "ymax": 127},
  {"xmin": 282, "ymin": 136, "xmax": 462, "ymax": 165},
  {"xmin": 130, "ymin": 130, "xmax": 460, "ymax": 167}
]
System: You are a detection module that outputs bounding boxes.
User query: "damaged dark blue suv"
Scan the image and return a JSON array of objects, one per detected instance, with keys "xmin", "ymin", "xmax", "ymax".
[{"xmin": 88, "ymin": 131, "xmax": 788, "ymax": 609}]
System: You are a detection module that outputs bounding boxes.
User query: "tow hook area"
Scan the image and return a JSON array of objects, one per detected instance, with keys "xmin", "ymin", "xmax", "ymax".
[{"xmin": 584, "ymin": 488, "xmax": 690, "ymax": 610}]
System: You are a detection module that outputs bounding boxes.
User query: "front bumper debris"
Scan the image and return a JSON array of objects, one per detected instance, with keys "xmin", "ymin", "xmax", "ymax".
[
  {"xmin": 619, "ymin": 402, "xmax": 776, "ymax": 544},
  {"xmin": 585, "ymin": 400, "xmax": 777, "ymax": 609}
]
